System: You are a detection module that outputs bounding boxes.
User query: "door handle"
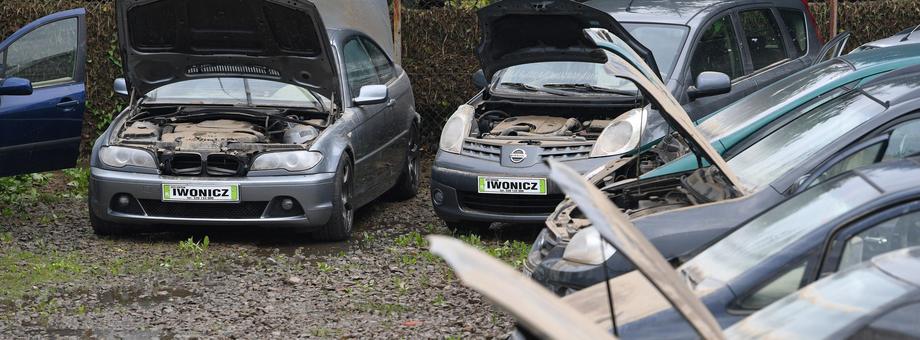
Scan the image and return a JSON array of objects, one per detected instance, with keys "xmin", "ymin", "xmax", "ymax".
[
  {"xmin": 57, "ymin": 99, "xmax": 79, "ymax": 112},
  {"xmin": 386, "ymin": 99, "xmax": 397, "ymax": 107}
]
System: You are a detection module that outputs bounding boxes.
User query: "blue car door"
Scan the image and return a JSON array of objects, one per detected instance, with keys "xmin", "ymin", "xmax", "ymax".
[{"xmin": 0, "ymin": 8, "xmax": 87, "ymax": 177}]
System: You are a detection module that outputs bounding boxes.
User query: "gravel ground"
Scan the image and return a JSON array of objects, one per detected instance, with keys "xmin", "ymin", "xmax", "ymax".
[{"xmin": 0, "ymin": 157, "xmax": 541, "ymax": 339}]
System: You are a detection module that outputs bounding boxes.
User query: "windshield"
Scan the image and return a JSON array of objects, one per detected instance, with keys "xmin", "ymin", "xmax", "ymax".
[
  {"xmin": 679, "ymin": 174, "xmax": 881, "ymax": 286},
  {"xmin": 145, "ymin": 78, "xmax": 324, "ymax": 108},
  {"xmin": 698, "ymin": 60, "xmax": 855, "ymax": 141},
  {"xmin": 727, "ymin": 89, "xmax": 886, "ymax": 191},
  {"xmin": 725, "ymin": 265, "xmax": 913, "ymax": 339},
  {"xmin": 493, "ymin": 23, "xmax": 688, "ymax": 95}
]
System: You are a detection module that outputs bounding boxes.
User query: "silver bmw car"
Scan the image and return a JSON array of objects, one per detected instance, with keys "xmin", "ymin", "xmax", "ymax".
[{"xmin": 88, "ymin": 0, "xmax": 420, "ymax": 241}]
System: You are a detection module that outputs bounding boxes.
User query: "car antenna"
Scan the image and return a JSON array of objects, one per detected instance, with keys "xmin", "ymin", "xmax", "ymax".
[
  {"xmin": 901, "ymin": 24, "xmax": 920, "ymax": 42},
  {"xmin": 599, "ymin": 235, "xmax": 619, "ymax": 336},
  {"xmin": 626, "ymin": 0, "xmax": 635, "ymax": 13}
]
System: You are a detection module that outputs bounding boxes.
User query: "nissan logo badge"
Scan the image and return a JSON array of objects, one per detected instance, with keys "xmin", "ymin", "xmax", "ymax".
[{"xmin": 509, "ymin": 148, "xmax": 527, "ymax": 163}]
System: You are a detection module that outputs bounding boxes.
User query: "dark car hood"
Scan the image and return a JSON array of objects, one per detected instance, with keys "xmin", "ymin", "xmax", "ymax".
[
  {"xmin": 115, "ymin": 0, "xmax": 339, "ymax": 101},
  {"xmin": 475, "ymin": 0, "xmax": 661, "ymax": 82}
]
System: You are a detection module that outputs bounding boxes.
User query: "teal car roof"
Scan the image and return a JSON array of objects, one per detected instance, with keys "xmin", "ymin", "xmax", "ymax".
[{"xmin": 642, "ymin": 43, "xmax": 920, "ymax": 180}]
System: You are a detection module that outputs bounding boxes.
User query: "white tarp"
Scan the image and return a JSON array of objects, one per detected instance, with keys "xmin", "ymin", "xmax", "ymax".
[{"xmin": 312, "ymin": 0, "xmax": 397, "ymax": 63}]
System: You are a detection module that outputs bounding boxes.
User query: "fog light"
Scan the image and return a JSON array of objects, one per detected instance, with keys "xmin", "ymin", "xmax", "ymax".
[
  {"xmin": 117, "ymin": 195, "xmax": 131, "ymax": 207},
  {"xmin": 432, "ymin": 189, "xmax": 445, "ymax": 206},
  {"xmin": 281, "ymin": 198, "xmax": 295, "ymax": 211}
]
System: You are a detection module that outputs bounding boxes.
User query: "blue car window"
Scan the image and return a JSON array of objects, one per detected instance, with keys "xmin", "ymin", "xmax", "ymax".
[
  {"xmin": 698, "ymin": 59, "xmax": 853, "ymax": 141},
  {"xmin": 3, "ymin": 18, "xmax": 78, "ymax": 87},
  {"xmin": 729, "ymin": 90, "xmax": 886, "ymax": 191},
  {"xmin": 679, "ymin": 174, "xmax": 880, "ymax": 287}
]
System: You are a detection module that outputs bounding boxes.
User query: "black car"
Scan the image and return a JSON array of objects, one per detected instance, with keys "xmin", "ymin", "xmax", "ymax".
[
  {"xmin": 430, "ymin": 0, "xmax": 824, "ymax": 230},
  {"xmin": 530, "ymin": 62, "xmax": 920, "ymax": 293}
]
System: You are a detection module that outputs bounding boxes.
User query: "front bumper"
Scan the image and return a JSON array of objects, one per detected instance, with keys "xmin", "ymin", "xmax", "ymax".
[
  {"xmin": 524, "ymin": 229, "xmax": 624, "ymax": 295},
  {"xmin": 430, "ymin": 150, "xmax": 615, "ymax": 224},
  {"xmin": 89, "ymin": 167, "xmax": 336, "ymax": 228}
]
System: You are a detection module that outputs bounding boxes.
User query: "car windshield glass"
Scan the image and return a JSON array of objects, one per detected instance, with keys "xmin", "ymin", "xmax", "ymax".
[
  {"xmin": 493, "ymin": 23, "xmax": 687, "ymax": 95},
  {"xmin": 698, "ymin": 60, "xmax": 854, "ymax": 141},
  {"xmin": 144, "ymin": 78, "xmax": 324, "ymax": 108},
  {"xmin": 725, "ymin": 266, "xmax": 913, "ymax": 338},
  {"xmin": 679, "ymin": 174, "xmax": 880, "ymax": 286},
  {"xmin": 727, "ymin": 89, "xmax": 886, "ymax": 191}
]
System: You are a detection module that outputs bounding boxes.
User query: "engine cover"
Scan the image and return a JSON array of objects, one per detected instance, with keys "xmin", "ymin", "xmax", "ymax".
[
  {"xmin": 490, "ymin": 116, "xmax": 576, "ymax": 135},
  {"xmin": 161, "ymin": 119, "xmax": 266, "ymax": 151}
]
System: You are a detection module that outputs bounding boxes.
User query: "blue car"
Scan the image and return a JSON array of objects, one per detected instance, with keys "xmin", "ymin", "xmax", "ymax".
[{"xmin": 0, "ymin": 8, "xmax": 86, "ymax": 177}]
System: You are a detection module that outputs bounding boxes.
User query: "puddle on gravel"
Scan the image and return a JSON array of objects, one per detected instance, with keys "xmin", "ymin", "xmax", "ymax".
[
  {"xmin": 96, "ymin": 286, "xmax": 195, "ymax": 308},
  {"xmin": 30, "ymin": 328, "xmax": 176, "ymax": 339}
]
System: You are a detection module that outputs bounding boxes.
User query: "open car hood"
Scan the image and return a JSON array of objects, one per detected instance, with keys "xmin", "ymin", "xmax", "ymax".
[
  {"xmin": 476, "ymin": 0, "xmax": 661, "ymax": 82},
  {"xmin": 115, "ymin": 0, "xmax": 339, "ymax": 101},
  {"xmin": 547, "ymin": 160, "xmax": 725, "ymax": 339},
  {"xmin": 585, "ymin": 29, "xmax": 745, "ymax": 193},
  {"xmin": 428, "ymin": 236, "xmax": 615, "ymax": 340}
]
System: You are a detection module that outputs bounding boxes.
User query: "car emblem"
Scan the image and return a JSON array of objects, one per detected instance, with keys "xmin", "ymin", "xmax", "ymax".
[{"xmin": 509, "ymin": 148, "xmax": 528, "ymax": 163}]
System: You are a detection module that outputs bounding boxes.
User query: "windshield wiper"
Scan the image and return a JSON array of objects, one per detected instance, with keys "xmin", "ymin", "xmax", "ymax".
[
  {"xmin": 499, "ymin": 82, "xmax": 569, "ymax": 96},
  {"xmin": 543, "ymin": 83, "xmax": 639, "ymax": 97}
]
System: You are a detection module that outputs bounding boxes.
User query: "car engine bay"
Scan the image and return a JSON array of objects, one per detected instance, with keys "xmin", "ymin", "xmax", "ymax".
[
  {"xmin": 111, "ymin": 106, "xmax": 328, "ymax": 176},
  {"xmin": 470, "ymin": 102, "xmax": 633, "ymax": 143}
]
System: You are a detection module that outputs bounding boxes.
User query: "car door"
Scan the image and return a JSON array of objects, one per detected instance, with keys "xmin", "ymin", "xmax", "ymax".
[
  {"xmin": 812, "ymin": 31, "xmax": 852, "ymax": 66},
  {"xmin": 681, "ymin": 13, "xmax": 756, "ymax": 120},
  {"xmin": 737, "ymin": 8, "xmax": 805, "ymax": 97},
  {"xmin": 342, "ymin": 36, "xmax": 390, "ymax": 199},
  {"xmin": 359, "ymin": 36, "xmax": 410, "ymax": 181},
  {"xmin": 0, "ymin": 8, "xmax": 86, "ymax": 177}
]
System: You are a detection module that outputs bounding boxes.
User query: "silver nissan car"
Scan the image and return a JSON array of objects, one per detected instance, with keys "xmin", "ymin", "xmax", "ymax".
[{"xmin": 88, "ymin": 0, "xmax": 420, "ymax": 241}]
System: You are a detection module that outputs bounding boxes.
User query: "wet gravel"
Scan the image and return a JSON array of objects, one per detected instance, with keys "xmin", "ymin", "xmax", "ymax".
[{"xmin": 0, "ymin": 158, "xmax": 541, "ymax": 339}]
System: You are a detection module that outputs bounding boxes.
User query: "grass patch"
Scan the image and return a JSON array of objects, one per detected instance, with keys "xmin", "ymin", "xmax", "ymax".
[{"xmin": 0, "ymin": 247, "xmax": 86, "ymax": 300}]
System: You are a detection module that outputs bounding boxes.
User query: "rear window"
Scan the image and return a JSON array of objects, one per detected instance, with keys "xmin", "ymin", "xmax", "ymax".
[{"xmin": 780, "ymin": 9, "xmax": 808, "ymax": 57}]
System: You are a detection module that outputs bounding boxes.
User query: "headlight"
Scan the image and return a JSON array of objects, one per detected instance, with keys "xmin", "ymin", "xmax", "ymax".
[
  {"xmin": 252, "ymin": 151, "xmax": 323, "ymax": 172},
  {"xmin": 590, "ymin": 107, "xmax": 645, "ymax": 158},
  {"xmin": 99, "ymin": 146, "xmax": 157, "ymax": 169},
  {"xmin": 438, "ymin": 104, "xmax": 475, "ymax": 154},
  {"xmin": 562, "ymin": 227, "xmax": 616, "ymax": 265}
]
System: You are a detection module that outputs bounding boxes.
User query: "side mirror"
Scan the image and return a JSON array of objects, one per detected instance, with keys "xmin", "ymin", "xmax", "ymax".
[
  {"xmin": 688, "ymin": 71, "xmax": 731, "ymax": 100},
  {"xmin": 353, "ymin": 84, "xmax": 389, "ymax": 106},
  {"xmin": 113, "ymin": 78, "xmax": 129, "ymax": 97},
  {"xmin": 0, "ymin": 77, "xmax": 33, "ymax": 96},
  {"xmin": 472, "ymin": 69, "xmax": 487, "ymax": 89}
]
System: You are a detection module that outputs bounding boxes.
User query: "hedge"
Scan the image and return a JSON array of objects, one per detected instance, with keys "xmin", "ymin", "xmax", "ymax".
[{"xmin": 2, "ymin": 1, "xmax": 919, "ymax": 154}]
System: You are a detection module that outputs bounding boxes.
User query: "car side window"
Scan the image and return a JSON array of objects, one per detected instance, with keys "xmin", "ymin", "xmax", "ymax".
[
  {"xmin": 780, "ymin": 9, "xmax": 808, "ymax": 57},
  {"xmin": 690, "ymin": 15, "xmax": 744, "ymax": 80},
  {"xmin": 811, "ymin": 143, "xmax": 885, "ymax": 187},
  {"xmin": 342, "ymin": 38, "xmax": 380, "ymax": 98},
  {"xmin": 360, "ymin": 37, "xmax": 396, "ymax": 84},
  {"xmin": 2, "ymin": 18, "xmax": 78, "ymax": 87},
  {"xmin": 740, "ymin": 9, "xmax": 788, "ymax": 71},
  {"xmin": 883, "ymin": 120, "xmax": 920, "ymax": 161},
  {"xmin": 839, "ymin": 210, "xmax": 920, "ymax": 271},
  {"xmin": 737, "ymin": 262, "xmax": 806, "ymax": 310},
  {"xmin": 849, "ymin": 303, "xmax": 920, "ymax": 339}
]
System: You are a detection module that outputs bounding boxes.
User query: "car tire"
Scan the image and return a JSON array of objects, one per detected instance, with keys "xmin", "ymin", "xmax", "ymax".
[
  {"xmin": 387, "ymin": 124, "xmax": 420, "ymax": 201},
  {"xmin": 88, "ymin": 203, "xmax": 137, "ymax": 236},
  {"xmin": 446, "ymin": 220, "xmax": 492, "ymax": 235},
  {"xmin": 314, "ymin": 155, "xmax": 355, "ymax": 242}
]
